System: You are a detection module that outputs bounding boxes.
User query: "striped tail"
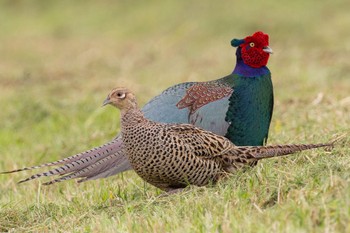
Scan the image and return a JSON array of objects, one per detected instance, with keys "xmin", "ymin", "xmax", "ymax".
[
  {"xmin": 42, "ymin": 152, "xmax": 131, "ymax": 185},
  {"xmin": 241, "ymin": 142, "xmax": 334, "ymax": 160},
  {"xmin": 16, "ymin": 138, "xmax": 130, "ymax": 184},
  {"xmin": 1, "ymin": 138, "xmax": 122, "ymax": 175}
]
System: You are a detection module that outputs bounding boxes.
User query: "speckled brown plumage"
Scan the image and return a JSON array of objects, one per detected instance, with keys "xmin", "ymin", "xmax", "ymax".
[
  {"xmin": 176, "ymin": 82, "xmax": 233, "ymax": 115},
  {"xmin": 99, "ymin": 87, "xmax": 335, "ymax": 192},
  {"xmin": 1, "ymin": 32, "xmax": 276, "ymax": 185}
]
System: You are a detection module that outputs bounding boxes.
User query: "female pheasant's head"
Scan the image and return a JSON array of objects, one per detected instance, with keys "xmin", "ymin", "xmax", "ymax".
[
  {"xmin": 231, "ymin": 31, "xmax": 272, "ymax": 68},
  {"xmin": 103, "ymin": 87, "xmax": 138, "ymax": 110}
]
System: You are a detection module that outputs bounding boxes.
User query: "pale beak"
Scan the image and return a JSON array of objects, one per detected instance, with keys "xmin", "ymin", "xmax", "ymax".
[
  {"xmin": 263, "ymin": 46, "xmax": 273, "ymax": 54},
  {"xmin": 102, "ymin": 96, "xmax": 111, "ymax": 107}
]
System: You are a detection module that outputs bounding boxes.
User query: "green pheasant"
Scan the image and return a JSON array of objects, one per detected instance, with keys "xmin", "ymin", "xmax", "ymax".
[
  {"xmin": 41, "ymin": 87, "xmax": 334, "ymax": 191},
  {"xmin": 1, "ymin": 31, "xmax": 274, "ymax": 183}
]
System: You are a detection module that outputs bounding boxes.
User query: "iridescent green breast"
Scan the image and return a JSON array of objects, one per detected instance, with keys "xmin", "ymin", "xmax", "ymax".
[{"xmin": 224, "ymin": 74, "xmax": 274, "ymax": 146}]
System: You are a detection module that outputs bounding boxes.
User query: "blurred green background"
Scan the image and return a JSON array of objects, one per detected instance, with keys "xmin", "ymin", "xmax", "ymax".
[
  {"xmin": 1, "ymin": 0, "xmax": 349, "ymax": 148},
  {"xmin": 0, "ymin": 0, "xmax": 349, "ymax": 232}
]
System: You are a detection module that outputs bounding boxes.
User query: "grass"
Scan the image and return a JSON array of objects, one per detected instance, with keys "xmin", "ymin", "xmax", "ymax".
[{"xmin": 0, "ymin": 0, "xmax": 350, "ymax": 232}]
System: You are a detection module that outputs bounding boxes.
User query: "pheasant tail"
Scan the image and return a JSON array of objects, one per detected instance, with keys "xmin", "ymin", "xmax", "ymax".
[
  {"xmin": 240, "ymin": 142, "xmax": 334, "ymax": 160},
  {"xmin": 12, "ymin": 139, "xmax": 132, "ymax": 184},
  {"xmin": 42, "ymin": 151, "xmax": 130, "ymax": 185},
  {"xmin": 1, "ymin": 139, "xmax": 121, "ymax": 174}
]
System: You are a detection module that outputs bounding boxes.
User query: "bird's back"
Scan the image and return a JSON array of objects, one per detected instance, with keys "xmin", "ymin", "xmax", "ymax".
[{"xmin": 121, "ymin": 110, "xmax": 226, "ymax": 191}]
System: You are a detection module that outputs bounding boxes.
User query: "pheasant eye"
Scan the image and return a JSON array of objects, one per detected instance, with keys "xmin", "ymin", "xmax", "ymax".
[
  {"xmin": 116, "ymin": 92, "xmax": 126, "ymax": 99},
  {"xmin": 250, "ymin": 42, "xmax": 255, "ymax": 47}
]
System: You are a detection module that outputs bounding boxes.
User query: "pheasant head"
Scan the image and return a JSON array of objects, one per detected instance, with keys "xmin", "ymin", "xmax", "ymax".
[
  {"xmin": 102, "ymin": 87, "xmax": 138, "ymax": 110},
  {"xmin": 231, "ymin": 31, "xmax": 272, "ymax": 68}
]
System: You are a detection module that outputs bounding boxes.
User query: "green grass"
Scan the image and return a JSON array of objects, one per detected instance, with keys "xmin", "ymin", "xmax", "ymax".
[{"xmin": 1, "ymin": 0, "xmax": 350, "ymax": 232}]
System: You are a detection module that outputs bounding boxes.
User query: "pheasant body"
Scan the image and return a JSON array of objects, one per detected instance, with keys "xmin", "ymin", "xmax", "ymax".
[
  {"xmin": 121, "ymin": 109, "xmax": 226, "ymax": 190},
  {"xmin": 2, "ymin": 31, "xmax": 276, "ymax": 184},
  {"xmin": 225, "ymin": 73, "xmax": 273, "ymax": 146},
  {"xmin": 104, "ymin": 88, "xmax": 332, "ymax": 191}
]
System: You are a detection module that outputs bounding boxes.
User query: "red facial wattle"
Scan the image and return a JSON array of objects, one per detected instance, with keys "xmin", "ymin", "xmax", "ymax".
[
  {"xmin": 241, "ymin": 46, "xmax": 270, "ymax": 68},
  {"xmin": 240, "ymin": 31, "xmax": 270, "ymax": 68}
]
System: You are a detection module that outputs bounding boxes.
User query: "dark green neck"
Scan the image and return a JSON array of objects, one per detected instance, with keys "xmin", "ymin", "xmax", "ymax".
[{"xmin": 224, "ymin": 73, "xmax": 274, "ymax": 146}]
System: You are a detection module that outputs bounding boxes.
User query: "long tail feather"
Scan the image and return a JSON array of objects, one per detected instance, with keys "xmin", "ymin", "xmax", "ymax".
[
  {"xmin": 77, "ymin": 153, "xmax": 131, "ymax": 182},
  {"xmin": 16, "ymin": 139, "xmax": 125, "ymax": 184},
  {"xmin": 1, "ymin": 138, "xmax": 121, "ymax": 174},
  {"xmin": 241, "ymin": 142, "xmax": 334, "ymax": 160},
  {"xmin": 248, "ymin": 134, "xmax": 347, "ymax": 159},
  {"xmin": 42, "ymin": 151, "xmax": 131, "ymax": 185}
]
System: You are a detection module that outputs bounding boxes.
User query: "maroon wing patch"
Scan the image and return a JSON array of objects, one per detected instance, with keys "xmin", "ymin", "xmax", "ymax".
[{"xmin": 176, "ymin": 83, "xmax": 233, "ymax": 114}]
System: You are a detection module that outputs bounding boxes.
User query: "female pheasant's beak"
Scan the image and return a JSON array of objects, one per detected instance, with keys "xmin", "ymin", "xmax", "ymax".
[
  {"xmin": 102, "ymin": 96, "xmax": 111, "ymax": 107},
  {"xmin": 263, "ymin": 46, "xmax": 273, "ymax": 54}
]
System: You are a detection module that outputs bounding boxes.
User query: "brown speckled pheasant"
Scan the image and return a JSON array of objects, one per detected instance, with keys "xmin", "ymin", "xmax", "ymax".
[
  {"xmin": 11, "ymin": 88, "xmax": 336, "ymax": 190},
  {"xmin": 78, "ymin": 87, "xmax": 333, "ymax": 191},
  {"xmin": 2, "ymin": 31, "xmax": 274, "ymax": 184}
]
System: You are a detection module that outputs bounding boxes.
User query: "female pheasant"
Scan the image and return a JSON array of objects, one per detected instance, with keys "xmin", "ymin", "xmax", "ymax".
[
  {"xmin": 43, "ymin": 88, "xmax": 332, "ymax": 190},
  {"xmin": 2, "ymin": 31, "xmax": 275, "ymax": 184}
]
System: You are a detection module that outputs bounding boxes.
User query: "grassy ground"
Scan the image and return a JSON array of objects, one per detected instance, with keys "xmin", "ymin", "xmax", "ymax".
[{"xmin": 0, "ymin": 0, "xmax": 350, "ymax": 232}]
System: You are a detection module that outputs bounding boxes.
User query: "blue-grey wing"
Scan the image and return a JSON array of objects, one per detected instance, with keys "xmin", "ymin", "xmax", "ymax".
[{"xmin": 142, "ymin": 82, "xmax": 195, "ymax": 123}]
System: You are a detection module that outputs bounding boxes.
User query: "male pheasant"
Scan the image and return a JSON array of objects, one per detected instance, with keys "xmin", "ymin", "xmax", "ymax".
[
  {"xmin": 2, "ymin": 31, "xmax": 275, "ymax": 183},
  {"xmin": 44, "ymin": 88, "xmax": 333, "ymax": 190}
]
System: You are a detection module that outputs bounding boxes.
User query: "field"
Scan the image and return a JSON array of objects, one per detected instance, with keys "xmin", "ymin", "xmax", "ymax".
[{"xmin": 0, "ymin": 0, "xmax": 349, "ymax": 232}]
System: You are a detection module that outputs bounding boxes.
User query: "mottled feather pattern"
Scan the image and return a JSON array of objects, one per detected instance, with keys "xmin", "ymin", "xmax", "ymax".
[
  {"xmin": 42, "ymin": 151, "xmax": 128, "ymax": 185},
  {"xmin": 15, "ymin": 139, "xmax": 125, "ymax": 184},
  {"xmin": 2, "ymin": 31, "xmax": 277, "ymax": 185},
  {"xmin": 241, "ymin": 143, "xmax": 333, "ymax": 159},
  {"xmin": 1, "ymin": 139, "xmax": 121, "ymax": 175},
  {"xmin": 110, "ymin": 88, "xmax": 334, "ymax": 191},
  {"xmin": 217, "ymin": 143, "xmax": 334, "ymax": 165},
  {"xmin": 176, "ymin": 82, "xmax": 233, "ymax": 114},
  {"xmin": 166, "ymin": 124, "xmax": 234, "ymax": 157}
]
